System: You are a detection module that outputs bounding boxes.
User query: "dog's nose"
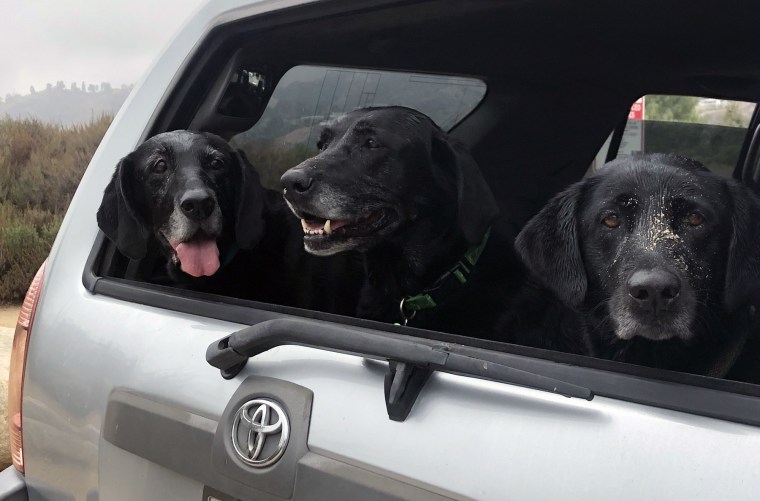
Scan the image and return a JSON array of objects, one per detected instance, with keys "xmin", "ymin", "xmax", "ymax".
[
  {"xmin": 627, "ymin": 269, "xmax": 681, "ymax": 311},
  {"xmin": 179, "ymin": 190, "xmax": 215, "ymax": 221},
  {"xmin": 281, "ymin": 168, "xmax": 314, "ymax": 194}
]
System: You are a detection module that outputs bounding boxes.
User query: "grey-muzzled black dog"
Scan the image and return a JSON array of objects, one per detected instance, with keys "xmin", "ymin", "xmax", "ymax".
[
  {"xmin": 279, "ymin": 106, "xmax": 530, "ymax": 337},
  {"xmin": 516, "ymin": 153, "xmax": 760, "ymax": 378},
  {"xmin": 97, "ymin": 131, "xmax": 265, "ymax": 280}
]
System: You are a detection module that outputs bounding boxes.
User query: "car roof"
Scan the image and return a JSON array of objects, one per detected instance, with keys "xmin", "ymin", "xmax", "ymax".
[{"xmin": 210, "ymin": 0, "xmax": 760, "ymax": 96}]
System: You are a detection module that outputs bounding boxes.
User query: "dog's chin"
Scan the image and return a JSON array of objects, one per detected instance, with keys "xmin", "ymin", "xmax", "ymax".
[
  {"xmin": 611, "ymin": 308, "xmax": 694, "ymax": 342},
  {"xmin": 605, "ymin": 287, "xmax": 698, "ymax": 342},
  {"xmin": 305, "ymin": 236, "xmax": 373, "ymax": 256},
  {"xmin": 297, "ymin": 208, "xmax": 400, "ymax": 255}
]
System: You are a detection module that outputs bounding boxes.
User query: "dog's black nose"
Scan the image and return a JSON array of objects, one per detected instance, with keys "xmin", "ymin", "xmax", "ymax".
[
  {"xmin": 281, "ymin": 168, "xmax": 314, "ymax": 194},
  {"xmin": 627, "ymin": 269, "xmax": 680, "ymax": 311},
  {"xmin": 179, "ymin": 190, "xmax": 215, "ymax": 221}
]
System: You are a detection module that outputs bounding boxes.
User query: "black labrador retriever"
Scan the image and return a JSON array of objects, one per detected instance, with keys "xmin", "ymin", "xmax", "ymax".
[
  {"xmin": 97, "ymin": 130, "xmax": 361, "ymax": 313},
  {"xmin": 516, "ymin": 153, "xmax": 760, "ymax": 378},
  {"xmin": 280, "ymin": 106, "xmax": 534, "ymax": 339}
]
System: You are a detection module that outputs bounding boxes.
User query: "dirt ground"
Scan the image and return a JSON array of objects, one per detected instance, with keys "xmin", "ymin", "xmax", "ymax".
[
  {"xmin": 0, "ymin": 306, "xmax": 19, "ymax": 469},
  {"xmin": 0, "ymin": 306, "xmax": 19, "ymax": 329}
]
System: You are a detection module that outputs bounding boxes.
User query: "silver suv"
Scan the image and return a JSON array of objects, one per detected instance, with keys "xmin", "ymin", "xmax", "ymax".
[{"xmin": 4, "ymin": 1, "xmax": 760, "ymax": 500}]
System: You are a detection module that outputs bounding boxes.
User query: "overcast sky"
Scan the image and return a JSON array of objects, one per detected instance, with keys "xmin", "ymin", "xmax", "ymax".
[{"xmin": 0, "ymin": 0, "xmax": 207, "ymax": 98}]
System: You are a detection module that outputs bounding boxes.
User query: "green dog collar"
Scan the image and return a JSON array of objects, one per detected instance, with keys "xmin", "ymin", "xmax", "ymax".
[{"xmin": 399, "ymin": 227, "xmax": 491, "ymax": 325}]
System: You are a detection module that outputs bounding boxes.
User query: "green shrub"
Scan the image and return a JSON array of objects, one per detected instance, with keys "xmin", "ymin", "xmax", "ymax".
[
  {"xmin": 0, "ymin": 115, "xmax": 111, "ymax": 303},
  {"xmin": 0, "ymin": 221, "xmax": 49, "ymax": 303}
]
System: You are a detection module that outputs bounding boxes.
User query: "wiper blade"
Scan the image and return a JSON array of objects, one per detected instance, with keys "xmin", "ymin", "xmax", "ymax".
[
  {"xmin": 441, "ymin": 350, "xmax": 593, "ymax": 400},
  {"xmin": 207, "ymin": 318, "xmax": 593, "ymax": 421}
]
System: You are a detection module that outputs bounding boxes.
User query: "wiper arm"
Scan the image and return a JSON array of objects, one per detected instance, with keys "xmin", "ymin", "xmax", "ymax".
[{"xmin": 207, "ymin": 318, "xmax": 593, "ymax": 421}]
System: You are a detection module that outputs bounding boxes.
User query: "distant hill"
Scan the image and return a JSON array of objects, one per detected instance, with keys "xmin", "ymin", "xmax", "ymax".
[{"xmin": 0, "ymin": 82, "xmax": 132, "ymax": 126}]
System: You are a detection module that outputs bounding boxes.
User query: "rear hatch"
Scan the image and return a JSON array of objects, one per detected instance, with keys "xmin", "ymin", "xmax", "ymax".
[{"xmin": 20, "ymin": 1, "xmax": 760, "ymax": 499}]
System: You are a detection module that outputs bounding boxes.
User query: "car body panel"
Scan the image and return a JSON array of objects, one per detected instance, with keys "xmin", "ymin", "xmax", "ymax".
[{"xmin": 22, "ymin": 293, "xmax": 760, "ymax": 500}]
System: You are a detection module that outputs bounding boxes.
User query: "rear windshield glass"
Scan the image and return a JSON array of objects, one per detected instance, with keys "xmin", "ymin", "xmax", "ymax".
[{"xmin": 230, "ymin": 65, "xmax": 486, "ymax": 188}]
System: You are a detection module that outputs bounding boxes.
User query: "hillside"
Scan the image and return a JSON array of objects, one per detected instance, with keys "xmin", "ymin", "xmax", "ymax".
[{"xmin": 1, "ymin": 83, "xmax": 131, "ymax": 126}]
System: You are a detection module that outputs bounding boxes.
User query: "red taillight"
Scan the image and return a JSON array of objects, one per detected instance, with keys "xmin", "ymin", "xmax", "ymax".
[{"xmin": 8, "ymin": 261, "xmax": 45, "ymax": 473}]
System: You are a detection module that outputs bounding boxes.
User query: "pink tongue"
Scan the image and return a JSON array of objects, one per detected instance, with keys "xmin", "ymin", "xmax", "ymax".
[{"xmin": 173, "ymin": 240, "xmax": 220, "ymax": 277}]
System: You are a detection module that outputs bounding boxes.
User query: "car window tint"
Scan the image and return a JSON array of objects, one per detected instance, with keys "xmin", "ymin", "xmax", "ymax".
[
  {"xmin": 230, "ymin": 65, "xmax": 486, "ymax": 189},
  {"xmin": 588, "ymin": 95, "xmax": 756, "ymax": 177}
]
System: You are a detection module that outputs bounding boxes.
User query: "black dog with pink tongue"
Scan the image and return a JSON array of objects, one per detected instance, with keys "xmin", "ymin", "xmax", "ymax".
[{"xmin": 97, "ymin": 130, "xmax": 263, "ymax": 283}]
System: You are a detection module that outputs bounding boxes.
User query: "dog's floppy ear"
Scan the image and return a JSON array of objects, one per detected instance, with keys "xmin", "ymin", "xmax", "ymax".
[
  {"xmin": 515, "ymin": 182, "xmax": 587, "ymax": 306},
  {"xmin": 232, "ymin": 150, "xmax": 267, "ymax": 249},
  {"xmin": 96, "ymin": 156, "xmax": 150, "ymax": 260},
  {"xmin": 724, "ymin": 181, "xmax": 760, "ymax": 312},
  {"xmin": 431, "ymin": 131, "xmax": 499, "ymax": 245}
]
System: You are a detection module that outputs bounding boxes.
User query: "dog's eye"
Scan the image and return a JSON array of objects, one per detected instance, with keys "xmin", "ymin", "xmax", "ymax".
[
  {"xmin": 686, "ymin": 212, "xmax": 705, "ymax": 226},
  {"xmin": 364, "ymin": 138, "xmax": 380, "ymax": 149},
  {"xmin": 152, "ymin": 160, "xmax": 168, "ymax": 174},
  {"xmin": 209, "ymin": 158, "xmax": 224, "ymax": 170},
  {"xmin": 602, "ymin": 214, "xmax": 621, "ymax": 228}
]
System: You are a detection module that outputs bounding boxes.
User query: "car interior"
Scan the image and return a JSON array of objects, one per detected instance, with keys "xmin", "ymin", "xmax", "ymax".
[{"xmin": 86, "ymin": 0, "xmax": 760, "ymax": 423}]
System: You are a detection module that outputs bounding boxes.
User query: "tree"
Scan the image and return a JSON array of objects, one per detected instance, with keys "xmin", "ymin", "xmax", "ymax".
[
  {"xmin": 645, "ymin": 95, "xmax": 700, "ymax": 123},
  {"xmin": 29, "ymin": 86, "xmax": 35, "ymax": 94}
]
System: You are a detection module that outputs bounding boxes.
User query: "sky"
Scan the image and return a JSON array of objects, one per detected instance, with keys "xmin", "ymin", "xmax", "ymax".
[{"xmin": 0, "ymin": 0, "xmax": 207, "ymax": 98}]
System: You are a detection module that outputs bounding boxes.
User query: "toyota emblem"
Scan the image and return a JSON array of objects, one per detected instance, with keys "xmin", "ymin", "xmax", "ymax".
[{"xmin": 231, "ymin": 398, "xmax": 290, "ymax": 468}]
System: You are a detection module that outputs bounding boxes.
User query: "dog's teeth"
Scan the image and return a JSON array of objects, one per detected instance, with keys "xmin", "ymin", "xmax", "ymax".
[
  {"xmin": 318, "ymin": 229, "xmax": 324, "ymax": 235},
  {"xmin": 324, "ymin": 219, "xmax": 332, "ymax": 235},
  {"xmin": 301, "ymin": 219, "xmax": 308, "ymax": 233}
]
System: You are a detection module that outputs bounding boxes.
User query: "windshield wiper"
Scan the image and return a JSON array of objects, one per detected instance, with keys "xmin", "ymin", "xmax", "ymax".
[{"xmin": 207, "ymin": 318, "xmax": 593, "ymax": 421}]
